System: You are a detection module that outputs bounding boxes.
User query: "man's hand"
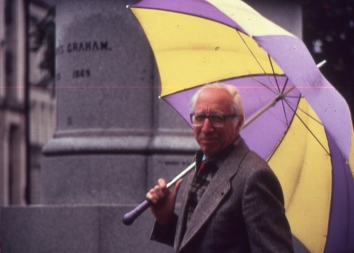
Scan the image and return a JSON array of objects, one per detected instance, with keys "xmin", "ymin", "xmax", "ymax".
[{"xmin": 146, "ymin": 178, "xmax": 183, "ymax": 229}]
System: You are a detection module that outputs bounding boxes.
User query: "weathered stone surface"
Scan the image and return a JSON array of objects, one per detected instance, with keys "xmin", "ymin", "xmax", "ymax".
[{"xmin": 1, "ymin": 205, "xmax": 174, "ymax": 253}]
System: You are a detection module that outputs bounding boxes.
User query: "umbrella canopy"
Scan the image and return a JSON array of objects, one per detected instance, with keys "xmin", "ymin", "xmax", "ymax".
[{"xmin": 129, "ymin": 0, "xmax": 354, "ymax": 252}]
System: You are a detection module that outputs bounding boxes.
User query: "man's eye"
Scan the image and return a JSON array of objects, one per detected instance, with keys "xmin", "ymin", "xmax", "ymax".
[
  {"xmin": 210, "ymin": 115, "xmax": 224, "ymax": 122},
  {"xmin": 194, "ymin": 115, "xmax": 205, "ymax": 121}
]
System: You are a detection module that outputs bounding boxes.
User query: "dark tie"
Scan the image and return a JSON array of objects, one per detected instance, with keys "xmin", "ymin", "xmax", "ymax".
[{"xmin": 187, "ymin": 161, "xmax": 218, "ymax": 222}]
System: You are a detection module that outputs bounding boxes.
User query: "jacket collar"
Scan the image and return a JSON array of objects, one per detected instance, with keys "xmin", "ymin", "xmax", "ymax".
[{"xmin": 175, "ymin": 136, "xmax": 249, "ymax": 252}]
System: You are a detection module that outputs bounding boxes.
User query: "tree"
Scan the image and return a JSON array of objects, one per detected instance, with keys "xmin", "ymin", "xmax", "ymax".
[{"xmin": 29, "ymin": 6, "xmax": 55, "ymax": 88}]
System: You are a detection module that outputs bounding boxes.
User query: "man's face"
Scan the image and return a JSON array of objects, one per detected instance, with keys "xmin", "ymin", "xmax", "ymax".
[{"xmin": 193, "ymin": 88, "xmax": 242, "ymax": 159}]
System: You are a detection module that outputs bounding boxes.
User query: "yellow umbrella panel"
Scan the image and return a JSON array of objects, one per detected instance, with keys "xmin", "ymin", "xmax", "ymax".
[
  {"xmin": 269, "ymin": 98, "xmax": 331, "ymax": 253},
  {"xmin": 131, "ymin": 8, "xmax": 284, "ymax": 96}
]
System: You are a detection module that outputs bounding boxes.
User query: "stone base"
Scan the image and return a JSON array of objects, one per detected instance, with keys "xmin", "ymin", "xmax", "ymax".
[{"xmin": 1, "ymin": 204, "xmax": 174, "ymax": 253}]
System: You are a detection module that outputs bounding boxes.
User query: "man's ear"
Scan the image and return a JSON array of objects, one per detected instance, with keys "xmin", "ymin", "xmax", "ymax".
[{"xmin": 235, "ymin": 115, "xmax": 244, "ymax": 133}]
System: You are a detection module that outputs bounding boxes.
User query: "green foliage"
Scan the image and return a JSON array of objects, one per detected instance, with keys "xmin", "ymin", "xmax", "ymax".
[{"xmin": 29, "ymin": 7, "xmax": 55, "ymax": 87}]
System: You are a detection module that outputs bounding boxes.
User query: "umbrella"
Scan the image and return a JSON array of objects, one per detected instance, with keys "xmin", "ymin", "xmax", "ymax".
[{"xmin": 125, "ymin": 0, "xmax": 354, "ymax": 252}]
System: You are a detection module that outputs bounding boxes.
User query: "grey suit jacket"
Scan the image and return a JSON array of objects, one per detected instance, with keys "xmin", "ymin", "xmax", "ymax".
[{"xmin": 151, "ymin": 137, "xmax": 294, "ymax": 253}]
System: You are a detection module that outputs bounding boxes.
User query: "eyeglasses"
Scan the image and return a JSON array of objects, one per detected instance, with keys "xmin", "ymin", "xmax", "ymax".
[{"xmin": 190, "ymin": 112, "xmax": 237, "ymax": 128}]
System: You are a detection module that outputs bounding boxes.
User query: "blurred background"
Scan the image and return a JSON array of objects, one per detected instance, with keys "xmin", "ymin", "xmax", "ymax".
[
  {"xmin": 0, "ymin": 0, "xmax": 353, "ymax": 237},
  {"xmin": 303, "ymin": 0, "xmax": 354, "ymax": 114}
]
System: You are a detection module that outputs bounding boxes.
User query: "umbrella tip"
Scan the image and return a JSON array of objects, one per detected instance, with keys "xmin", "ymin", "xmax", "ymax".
[
  {"xmin": 316, "ymin": 60, "xmax": 326, "ymax": 68},
  {"xmin": 126, "ymin": 5, "xmax": 130, "ymax": 8}
]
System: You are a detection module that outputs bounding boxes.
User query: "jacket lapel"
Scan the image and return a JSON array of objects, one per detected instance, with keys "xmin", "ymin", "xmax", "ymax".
[
  {"xmin": 177, "ymin": 138, "xmax": 249, "ymax": 251},
  {"xmin": 174, "ymin": 167, "xmax": 195, "ymax": 252}
]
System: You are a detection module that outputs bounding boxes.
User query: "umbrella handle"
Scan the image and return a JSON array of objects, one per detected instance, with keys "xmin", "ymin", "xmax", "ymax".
[
  {"xmin": 122, "ymin": 199, "xmax": 152, "ymax": 225},
  {"xmin": 122, "ymin": 162, "xmax": 196, "ymax": 226}
]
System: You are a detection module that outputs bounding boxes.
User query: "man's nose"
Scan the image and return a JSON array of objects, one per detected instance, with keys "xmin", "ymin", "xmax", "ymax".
[{"xmin": 201, "ymin": 118, "xmax": 214, "ymax": 132}]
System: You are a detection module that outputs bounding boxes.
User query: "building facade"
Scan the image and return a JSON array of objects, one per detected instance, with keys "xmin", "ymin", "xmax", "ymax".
[{"xmin": 0, "ymin": 0, "xmax": 56, "ymax": 218}]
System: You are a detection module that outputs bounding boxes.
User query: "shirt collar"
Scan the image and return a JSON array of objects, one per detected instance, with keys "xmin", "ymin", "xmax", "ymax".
[{"xmin": 196, "ymin": 135, "xmax": 241, "ymax": 170}]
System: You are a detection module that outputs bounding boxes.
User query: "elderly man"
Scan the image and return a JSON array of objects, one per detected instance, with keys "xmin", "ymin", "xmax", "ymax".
[{"xmin": 147, "ymin": 83, "xmax": 294, "ymax": 253}]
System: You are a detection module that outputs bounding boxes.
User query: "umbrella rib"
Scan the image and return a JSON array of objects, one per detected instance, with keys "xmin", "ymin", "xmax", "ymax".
[
  {"xmin": 249, "ymin": 75, "xmax": 278, "ymax": 95},
  {"xmin": 284, "ymin": 99, "xmax": 330, "ymax": 155},
  {"xmin": 296, "ymin": 113, "xmax": 330, "ymax": 155},
  {"xmin": 268, "ymin": 54, "xmax": 281, "ymax": 92},
  {"xmin": 278, "ymin": 61, "xmax": 326, "ymax": 128},
  {"xmin": 236, "ymin": 30, "xmax": 277, "ymax": 91},
  {"xmin": 284, "ymin": 98, "xmax": 323, "ymax": 126},
  {"xmin": 244, "ymin": 85, "xmax": 295, "ymax": 128},
  {"xmin": 281, "ymin": 78, "xmax": 289, "ymax": 95},
  {"xmin": 280, "ymin": 99, "xmax": 290, "ymax": 127},
  {"xmin": 285, "ymin": 95, "xmax": 301, "ymax": 99},
  {"xmin": 279, "ymin": 78, "xmax": 292, "ymax": 126}
]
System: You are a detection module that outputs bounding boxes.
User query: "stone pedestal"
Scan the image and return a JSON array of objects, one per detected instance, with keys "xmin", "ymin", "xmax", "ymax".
[{"xmin": 1, "ymin": 0, "xmax": 303, "ymax": 252}]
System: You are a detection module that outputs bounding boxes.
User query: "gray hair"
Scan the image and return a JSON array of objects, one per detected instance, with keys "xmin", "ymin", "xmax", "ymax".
[{"xmin": 190, "ymin": 83, "xmax": 245, "ymax": 125}]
